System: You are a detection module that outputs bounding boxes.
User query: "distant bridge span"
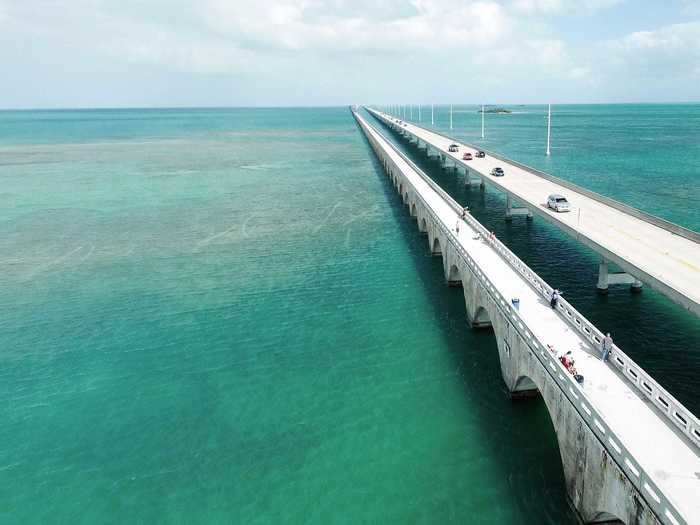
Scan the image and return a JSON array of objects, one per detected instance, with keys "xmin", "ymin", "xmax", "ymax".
[
  {"xmin": 353, "ymin": 108, "xmax": 700, "ymax": 525},
  {"xmin": 367, "ymin": 107, "xmax": 700, "ymax": 318}
]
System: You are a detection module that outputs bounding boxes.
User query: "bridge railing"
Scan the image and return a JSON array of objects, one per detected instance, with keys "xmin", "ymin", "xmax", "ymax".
[
  {"xmin": 353, "ymin": 110, "xmax": 688, "ymax": 525},
  {"xmin": 368, "ymin": 107, "xmax": 700, "ymax": 448}
]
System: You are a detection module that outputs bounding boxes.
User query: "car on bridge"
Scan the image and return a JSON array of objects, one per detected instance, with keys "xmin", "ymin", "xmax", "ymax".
[
  {"xmin": 448, "ymin": 144, "xmax": 459, "ymax": 152},
  {"xmin": 491, "ymin": 167, "xmax": 504, "ymax": 177},
  {"xmin": 475, "ymin": 150, "xmax": 486, "ymax": 158},
  {"xmin": 547, "ymin": 194, "xmax": 571, "ymax": 212},
  {"xmin": 462, "ymin": 152, "xmax": 473, "ymax": 160}
]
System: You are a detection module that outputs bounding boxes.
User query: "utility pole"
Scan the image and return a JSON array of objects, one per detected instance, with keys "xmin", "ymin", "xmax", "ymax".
[
  {"xmin": 481, "ymin": 105, "xmax": 485, "ymax": 139},
  {"xmin": 546, "ymin": 104, "xmax": 552, "ymax": 156}
]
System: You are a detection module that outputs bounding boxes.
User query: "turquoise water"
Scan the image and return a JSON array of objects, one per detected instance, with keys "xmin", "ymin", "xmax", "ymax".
[{"xmin": 0, "ymin": 106, "xmax": 697, "ymax": 523}]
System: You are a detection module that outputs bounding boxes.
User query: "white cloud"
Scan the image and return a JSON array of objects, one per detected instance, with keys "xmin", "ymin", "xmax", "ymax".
[
  {"xmin": 681, "ymin": 0, "xmax": 700, "ymax": 16},
  {"xmin": 0, "ymin": 0, "xmax": 696, "ymax": 106},
  {"xmin": 199, "ymin": 0, "xmax": 515, "ymax": 54},
  {"xmin": 605, "ymin": 21, "xmax": 700, "ymax": 77},
  {"xmin": 510, "ymin": 0, "xmax": 623, "ymax": 15}
]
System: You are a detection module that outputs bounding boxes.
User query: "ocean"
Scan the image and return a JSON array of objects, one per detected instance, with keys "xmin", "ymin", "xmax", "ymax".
[{"xmin": 0, "ymin": 105, "xmax": 697, "ymax": 523}]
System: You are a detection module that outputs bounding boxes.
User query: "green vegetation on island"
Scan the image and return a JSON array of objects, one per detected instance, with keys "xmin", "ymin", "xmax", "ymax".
[{"xmin": 478, "ymin": 107, "xmax": 512, "ymax": 114}]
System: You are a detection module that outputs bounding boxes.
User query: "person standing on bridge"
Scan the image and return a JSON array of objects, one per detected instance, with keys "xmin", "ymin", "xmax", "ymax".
[
  {"xmin": 550, "ymin": 289, "xmax": 560, "ymax": 309},
  {"xmin": 455, "ymin": 220, "xmax": 460, "ymax": 234},
  {"xmin": 461, "ymin": 206, "xmax": 469, "ymax": 220},
  {"xmin": 601, "ymin": 333, "xmax": 613, "ymax": 362}
]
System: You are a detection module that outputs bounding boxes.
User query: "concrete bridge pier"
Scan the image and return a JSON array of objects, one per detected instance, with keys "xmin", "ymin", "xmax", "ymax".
[
  {"xmin": 596, "ymin": 258, "xmax": 643, "ymax": 294},
  {"xmin": 465, "ymin": 168, "xmax": 485, "ymax": 189},
  {"xmin": 483, "ymin": 310, "xmax": 661, "ymax": 525},
  {"xmin": 505, "ymin": 194, "xmax": 533, "ymax": 221}
]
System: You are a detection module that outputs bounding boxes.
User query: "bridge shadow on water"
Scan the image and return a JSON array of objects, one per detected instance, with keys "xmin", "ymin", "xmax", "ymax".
[
  {"xmin": 369, "ymin": 112, "xmax": 700, "ymax": 416},
  {"xmin": 357, "ymin": 123, "xmax": 580, "ymax": 525}
]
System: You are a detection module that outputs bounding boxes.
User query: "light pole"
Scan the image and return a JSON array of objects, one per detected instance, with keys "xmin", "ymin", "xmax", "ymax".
[
  {"xmin": 418, "ymin": 104, "xmax": 421, "ymax": 122},
  {"xmin": 431, "ymin": 104, "xmax": 434, "ymax": 126},
  {"xmin": 481, "ymin": 105, "xmax": 485, "ymax": 139},
  {"xmin": 450, "ymin": 104, "xmax": 453, "ymax": 130},
  {"xmin": 546, "ymin": 103, "xmax": 552, "ymax": 156}
]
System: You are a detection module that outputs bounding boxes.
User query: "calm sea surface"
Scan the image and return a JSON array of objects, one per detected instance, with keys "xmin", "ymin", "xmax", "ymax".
[{"xmin": 0, "ymin": 105, "xmax": 697, "ymax": 523}]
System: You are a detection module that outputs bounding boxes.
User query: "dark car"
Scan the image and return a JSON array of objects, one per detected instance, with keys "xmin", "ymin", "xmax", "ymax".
[
  {"xmin": 448, "ymin": 144, "xmax": 459, "ymax": 152},
  {"xmin": 491, "ymin": 167, "xmax": 504, "ymax": 177},
  {"xmin": 475, "ymin": 150, "xmax": 486, "ymax": 158}
]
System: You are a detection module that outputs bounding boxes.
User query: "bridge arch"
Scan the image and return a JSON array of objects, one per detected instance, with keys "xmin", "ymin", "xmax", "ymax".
[
  {"xmin": 589, "ymin": 511, "xmax": 625, "ymax": 524},
  {"xmin": 431, "ymin": 236, "xmax": 442, "ymax": 256},
  {"xmin": 502, "ymin": 339, "xmax": 654, "ymax": 525},
  {"xmin": 447, "ymin": 264, "xmax": 462, "ymax": 287},
  {"xmin": 410, "ymin": 202, "xmax": 417, "ymax": 217},
  {"xmin": 419, "ymin": 217, "xmax": 428, "ymax": 234},
  {"xmin": 513, "ymin": 375, "xmax": 538, "ymax": 395},
  {"xmin": 472, "ymin": 305, "xmax": 492, "ymax": 328}
]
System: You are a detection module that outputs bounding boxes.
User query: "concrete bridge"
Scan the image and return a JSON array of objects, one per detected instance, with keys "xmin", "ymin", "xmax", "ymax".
[
  {"xmin": 352, "ymin": 109, "xmax": 700, "ymax": 525},
  {"xmin": 367, "ymin": 107, "xmax": 700, "ymax": 318}
]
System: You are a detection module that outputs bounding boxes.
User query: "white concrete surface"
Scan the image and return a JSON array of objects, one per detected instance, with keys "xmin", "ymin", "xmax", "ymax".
[
  {"xmin": 357, "ymin": 111, "xmax": 700, "ymax": 524},
  {"xmin": 369, "ymin": 108, "xmax": 700, "ymax": 318}
]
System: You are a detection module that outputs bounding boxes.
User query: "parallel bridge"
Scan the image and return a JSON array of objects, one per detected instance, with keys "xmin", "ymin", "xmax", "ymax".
[
  {"xmin": 367, "ymin": 107, "xmax": 700, "ymax": 318},
  {"xmin": 352, "ymin": 108, "xmax": 699, "ymax": 525}
]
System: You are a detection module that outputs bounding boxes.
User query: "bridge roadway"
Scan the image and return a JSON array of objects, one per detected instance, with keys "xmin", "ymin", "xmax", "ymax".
[
  {"xmin": 353, "ymin": 109, "xmax": 699, "ymax": 525},
  {"xmin": 367, "ymin": 107, "xmax": 700, "ymax": 318}
]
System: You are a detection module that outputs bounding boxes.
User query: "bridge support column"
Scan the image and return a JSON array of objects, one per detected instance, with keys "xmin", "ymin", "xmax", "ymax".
[
  {"xmin": 465, "ymin": 169, "xmax": 485, "ymax": 189},
  {"xmin": 505, "ymin": 194, "xmax": 533, "ymax": 221},
  {"xmin": 596, "ymin": 258, "xmax": 643, "ymax": 294}
]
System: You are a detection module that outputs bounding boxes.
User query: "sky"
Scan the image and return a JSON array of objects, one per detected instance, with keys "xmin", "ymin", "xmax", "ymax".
[{"xmin": 0, "ymin": 0, "xmax": 699, "ymax": 108}]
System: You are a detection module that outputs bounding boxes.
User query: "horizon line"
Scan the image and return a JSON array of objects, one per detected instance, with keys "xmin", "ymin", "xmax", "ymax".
[{"xmin": 2, "ymin": 101, "xmax": 700, "ymax": 112}]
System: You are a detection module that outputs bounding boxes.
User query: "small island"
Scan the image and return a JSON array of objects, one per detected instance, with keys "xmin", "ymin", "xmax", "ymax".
[{"xmin": 478, "ymin": 107, "xmax": 512, "ymax": 113}]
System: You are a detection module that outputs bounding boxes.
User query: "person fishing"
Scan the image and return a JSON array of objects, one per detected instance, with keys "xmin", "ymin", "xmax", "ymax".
[
  {"xmin": 550, "ymin": 289, "xmax": 560, "ymax": 309},
  {"xmin": 601, "ymin": 333, "xmax": 613, "ymax": 362}
]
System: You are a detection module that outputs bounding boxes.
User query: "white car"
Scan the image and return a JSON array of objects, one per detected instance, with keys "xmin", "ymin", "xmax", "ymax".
[{"xmin": 547, "ymin": 194, "xmax": 570, "ymax": 212}]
